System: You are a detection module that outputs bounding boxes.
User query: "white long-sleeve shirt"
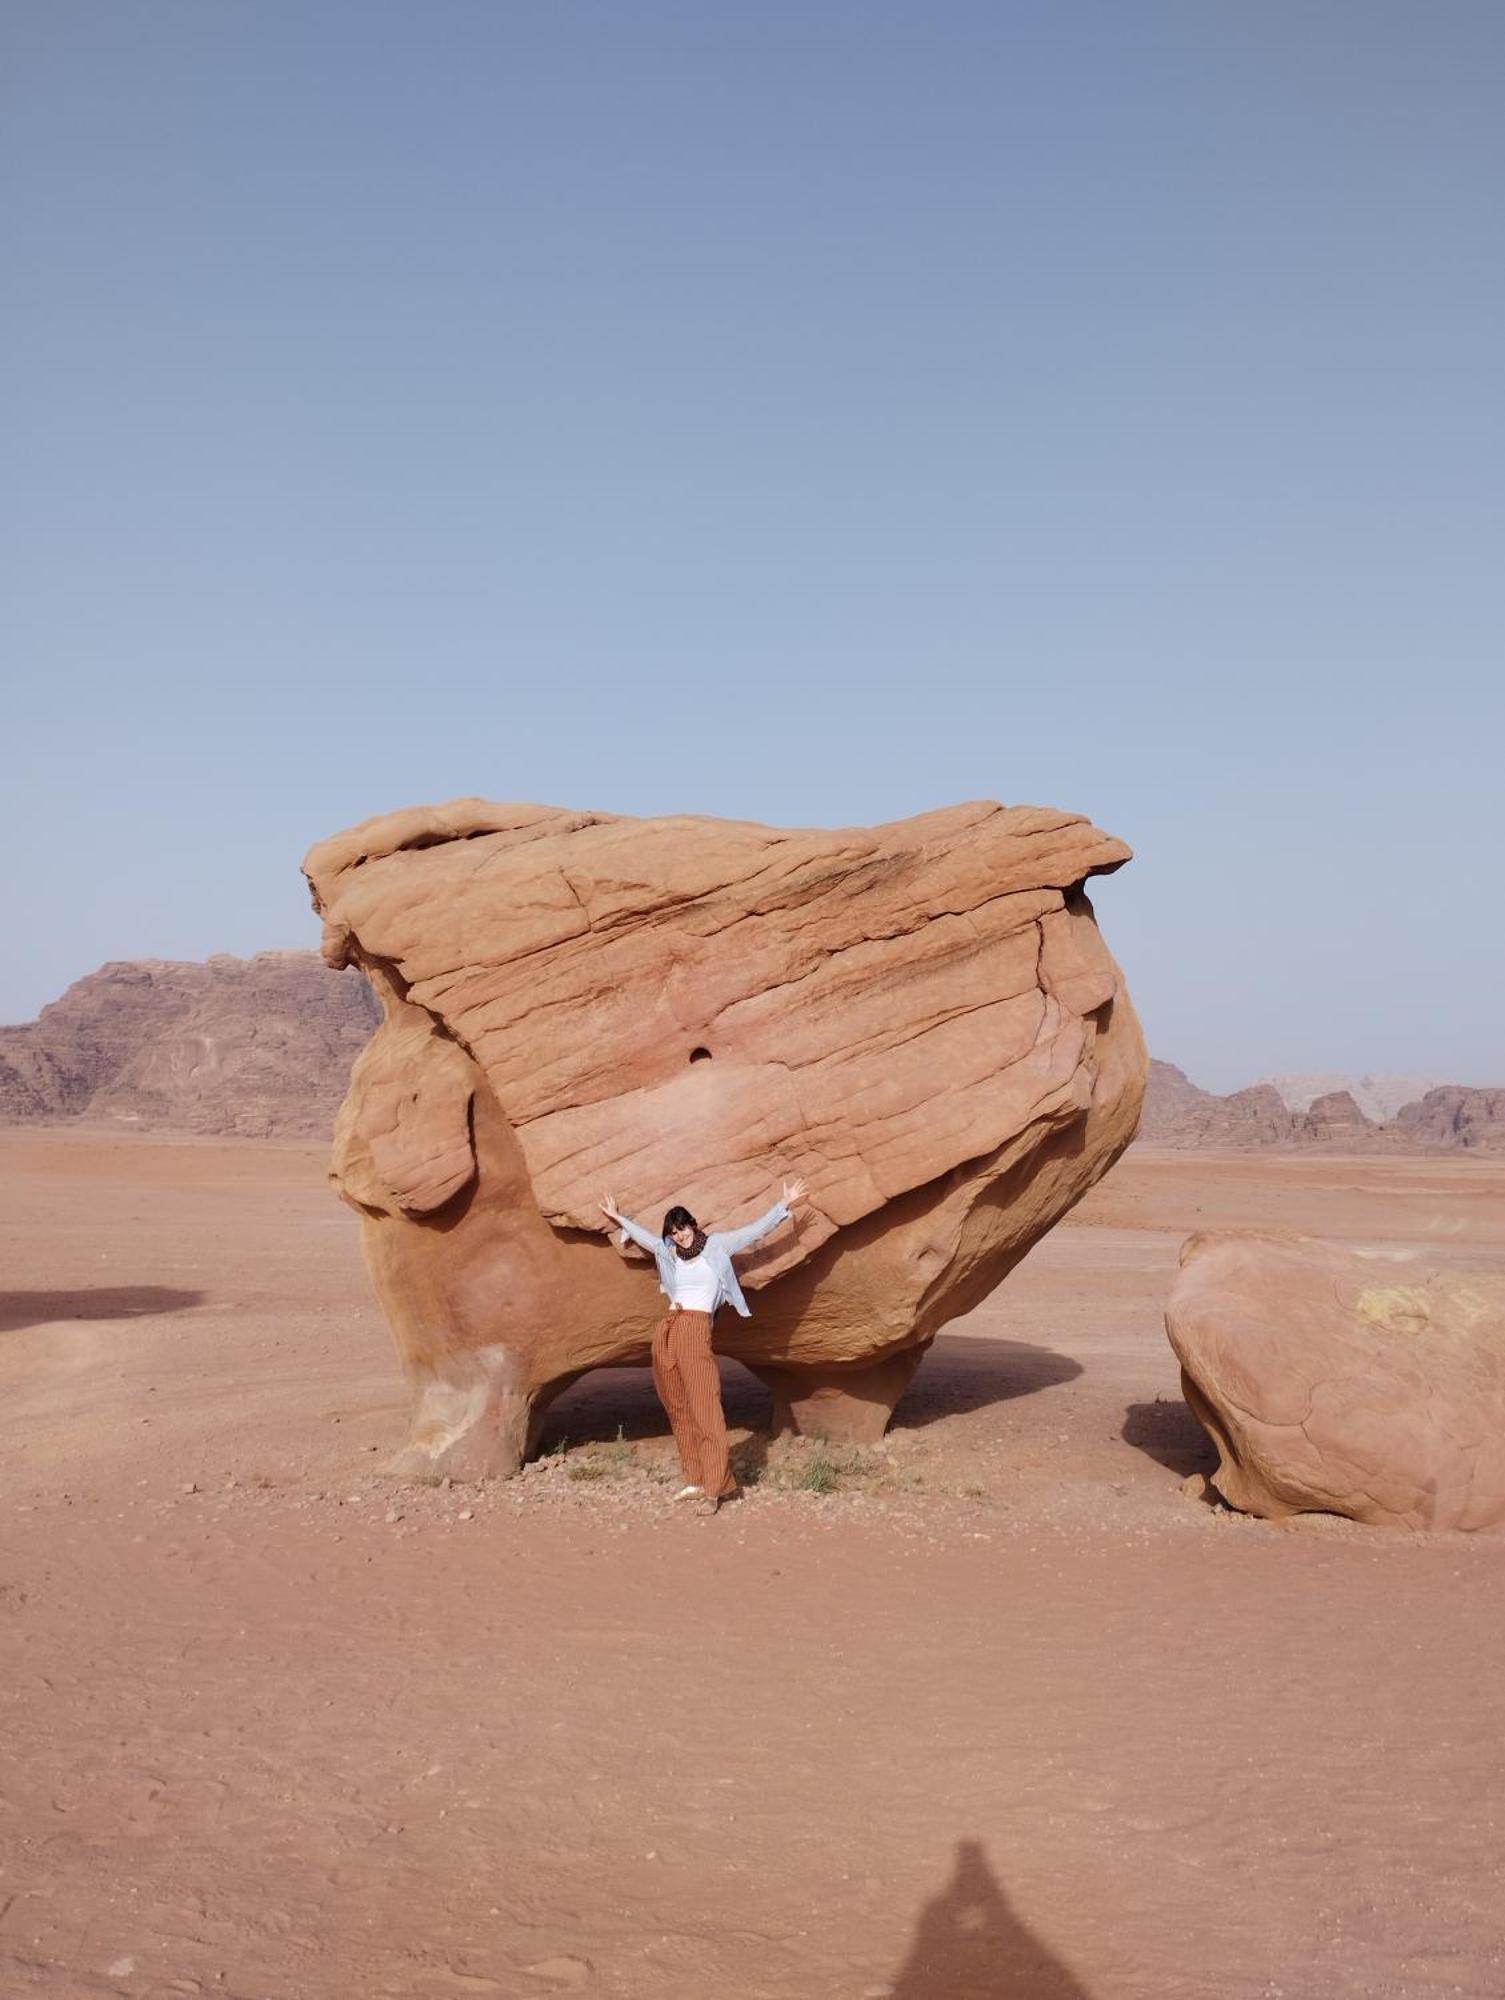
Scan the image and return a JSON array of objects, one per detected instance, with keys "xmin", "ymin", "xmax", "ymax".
[
  {"xmin": 668, "ymin": 1252, "xmax": 720, "ymax": 1313},
  {"xmin": 616, "ymin": 1201, "xmax": 791, "ymax": 1317}
]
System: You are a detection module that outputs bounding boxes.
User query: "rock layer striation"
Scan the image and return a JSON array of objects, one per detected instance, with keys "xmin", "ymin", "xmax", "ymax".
[{"xmin": 304, "ymin": 797, "xmax": 1147, "ymax": 1479}]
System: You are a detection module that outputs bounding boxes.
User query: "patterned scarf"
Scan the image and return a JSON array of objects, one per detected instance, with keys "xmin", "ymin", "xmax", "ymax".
[{"xmin": 673, "ymin": 1228, "xmax": 709, "ymax": 1261}]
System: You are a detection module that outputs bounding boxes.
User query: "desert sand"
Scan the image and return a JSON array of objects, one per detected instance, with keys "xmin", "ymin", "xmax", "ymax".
[{"xmin": 2, "ymin": 1131, "xmax": 1503, "ymax": 2000}]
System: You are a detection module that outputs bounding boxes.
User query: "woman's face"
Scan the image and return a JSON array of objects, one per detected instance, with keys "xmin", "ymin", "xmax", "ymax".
[{"xmin": 670, "ymin": 1223, "xmax": 698, "ymax": 1251}]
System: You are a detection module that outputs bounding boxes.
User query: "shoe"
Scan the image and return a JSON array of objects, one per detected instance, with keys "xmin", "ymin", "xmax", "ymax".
[
  {"xmin": 673, "ymin": 1484, "xmax": 704, "ymax": 1502},
  {"xmin": 694, "ymin": 1487, "xmax": 742, "ymax": 1517}
]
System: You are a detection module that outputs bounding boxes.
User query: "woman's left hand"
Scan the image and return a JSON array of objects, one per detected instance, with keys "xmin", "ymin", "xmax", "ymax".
[{"xmin": 782, "ymin": 1176, "xmax": 808, "ymax": 1208}]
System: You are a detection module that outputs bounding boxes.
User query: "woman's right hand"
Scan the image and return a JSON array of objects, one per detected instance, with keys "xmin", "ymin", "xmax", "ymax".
[{"xmin": 598, "ymin": 1194, "xmax": 623, "ymax": 1230}]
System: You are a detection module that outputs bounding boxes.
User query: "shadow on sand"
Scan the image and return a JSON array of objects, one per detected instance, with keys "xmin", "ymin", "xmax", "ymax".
[
  {"xmin": 535, "ymin": 1335, "xmax": 1080, "ymax": 1454},
  {"xmin": 890, "ymin": 1333, "xmax": 1081, "ymax": 1433},
  {"xmin": 537, "ymin": 1358, "xmax": 769, "ymax": 1454},
  {"xmin": 888, "ymin": 1839, "xmax": 1089, "ymax": 1998},
  {"xmin": 0, "ymin": 1287, "xmax": 206, "ymax": 1335},
  {"xmin": 1120, "ymin": 1395, "xmax": 1217, "ymax": 1479}
]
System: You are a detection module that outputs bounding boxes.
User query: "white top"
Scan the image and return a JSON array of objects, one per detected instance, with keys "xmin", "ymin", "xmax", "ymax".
[{"xmin": 669, "ymin": 1252, "xmax": 720, "ymax": 1314}]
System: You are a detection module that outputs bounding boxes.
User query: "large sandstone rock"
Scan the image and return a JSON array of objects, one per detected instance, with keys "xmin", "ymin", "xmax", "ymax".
[
  {"xmin": 0, "ymin": 953, "xmax": 379, "ymax": 1138},
  {"xmin": 304, "ymin": 797, "xmax": 1147, "ymax": 1480},
  {"xmin": 1167, "ymin": 1230, "xmax": 1505, "ymax": 1530}
]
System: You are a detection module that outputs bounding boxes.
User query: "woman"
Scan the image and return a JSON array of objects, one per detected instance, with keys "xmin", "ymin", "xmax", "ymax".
[{"xmin": 599, "ymin": 1178, "xmax": 808, "ymax": 1515}]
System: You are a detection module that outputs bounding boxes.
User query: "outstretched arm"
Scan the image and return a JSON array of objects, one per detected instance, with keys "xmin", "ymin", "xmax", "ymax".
[
  {"xmin": 714, "ymin": 1178, "xmax": 808, "ymax": 1255},
  {"xmin": 598, "ymin": 1194, "xmax": 663, "ymax": 1254}
]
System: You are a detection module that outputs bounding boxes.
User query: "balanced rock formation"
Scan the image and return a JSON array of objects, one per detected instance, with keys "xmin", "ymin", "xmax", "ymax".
[
  {"xmin": 1167, "ymin": 1231, "xmax": 1505, "ymax": 1530},
  {"xmin": 304, "ymin": 797, "xmax": 1147, "ymax": 1479},
  {"xmin": 0, "ymin": 953, "xmax": 379, "ymax": 1138}
]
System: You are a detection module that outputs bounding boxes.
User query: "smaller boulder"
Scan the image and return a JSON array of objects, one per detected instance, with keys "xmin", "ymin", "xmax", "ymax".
[{"xmin": 1166, "ymin": 1231, "xmax": 1505, "ymax": 1531}]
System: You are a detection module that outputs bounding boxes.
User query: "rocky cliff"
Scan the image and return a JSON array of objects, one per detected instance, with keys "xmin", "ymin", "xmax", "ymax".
[
  {"xmin": 0, "ymin": 952, "xmax": 379, "ymax": 1138},
  {"xmin": 1140, "ymin": 1062, "xmax": 1503, "ymax": 1154},
  {"xmin": 1138, "ymin": 1063, "xmax": 1299, "ymax": 1148},
  {"xmin": 1390, "ymin": 1086, "xmax": 1505, "ymax": 1154}
]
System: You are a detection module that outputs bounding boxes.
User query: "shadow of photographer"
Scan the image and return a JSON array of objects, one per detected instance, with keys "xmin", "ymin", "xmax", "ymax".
[{"xmin": 887, "ymin": 1838, "xmax": 1089, "ymax": 1998}]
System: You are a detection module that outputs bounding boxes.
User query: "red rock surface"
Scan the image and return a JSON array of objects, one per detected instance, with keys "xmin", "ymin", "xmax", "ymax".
[
  {"xmin": 1167, "ymin": 1229, "xmax": 1505, "ymax": 1529},
  {"xmin": 0, "ymin": 953, "xmax": 378, "ymax": 1138},
  {"xmin": 304, "ymin": 796, "xmax": 1147, "ymax": 1478}
]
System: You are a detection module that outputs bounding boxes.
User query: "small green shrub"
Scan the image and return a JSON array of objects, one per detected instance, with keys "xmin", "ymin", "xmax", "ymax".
[{"xmin": 796, "ymin": 1440, "xmax": 840, "ymax": 1494}]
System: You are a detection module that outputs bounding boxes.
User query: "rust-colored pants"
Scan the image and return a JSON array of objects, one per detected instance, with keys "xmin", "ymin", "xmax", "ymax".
[{"xmin": 650, "ymin": 1310, "xmax": 736, "ymax": 1498}]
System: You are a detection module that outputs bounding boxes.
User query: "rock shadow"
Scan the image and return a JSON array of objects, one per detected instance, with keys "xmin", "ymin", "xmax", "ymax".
[
  {"xmin": 1121, "ymin": 1396, "xmax": 1217, "ymax": 1479},
  {"xmin": 889, "ymin": 1838, "xmax": 1089, "ymax": 1998},
  {"xmin": 536, "ymin": 1358, "xmax": 773, "ymax": 1454},
  {"xmin": 536, "ymin": 1337, "xmax": 1080, "ymax": 1455},
  {"xmin": 0, "ymin": 1287, "xmax": 206, "ymax": 1335},
  {"xmin": 891, "ymin": 1334, "xmax": 1082, "ymax": 1433}
]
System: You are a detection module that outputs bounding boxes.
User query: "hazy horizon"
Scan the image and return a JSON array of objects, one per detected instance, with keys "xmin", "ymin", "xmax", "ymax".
[
  {"xmin": 6, "ymin": 875, "xmax": 1497, "ymax": 1102},
  {"xmin": 7, "ymin": 4, "xmax": 1502, "ymax": 1093}
]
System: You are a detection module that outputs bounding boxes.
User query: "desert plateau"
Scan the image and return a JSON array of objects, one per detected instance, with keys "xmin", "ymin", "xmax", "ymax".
[{"xmin": 3, "ymin": 1127, "xmax": 1502, "ymax": 2000}]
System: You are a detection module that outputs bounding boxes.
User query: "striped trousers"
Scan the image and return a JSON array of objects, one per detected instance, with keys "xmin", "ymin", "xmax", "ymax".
[{"xmin": 650, "ymin": 1310, "xmax": 737, "ymax": 1499}]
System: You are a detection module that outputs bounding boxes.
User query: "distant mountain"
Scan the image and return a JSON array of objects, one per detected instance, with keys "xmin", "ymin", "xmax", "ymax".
[
  {"xmin": 3, "ymin": 952, "xmax": 1500, "ymax": 1155},
  {"xmin": 1138, "ymin": 1062, "xmax": 1297, "ymax": 1149},
  {"xmin": 1140, "ymin": 1062, "xmax": 1504, "ymax": 1155},
  {"xmin": 1261, "ymin": 1072, "xmax": 1440, "ymax": 1122},
  {"xmin": 0, "ymin": 952, "xmax": 378, "ymax": 1139},
  {"xmin": 1390, "ymin": 1086, "xmax": 1505, "ymax": 1154}
]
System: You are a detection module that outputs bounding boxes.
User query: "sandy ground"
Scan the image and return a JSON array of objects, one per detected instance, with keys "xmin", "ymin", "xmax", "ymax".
[{"xmin": 2, "ymin": 1131, "xmax": 1503, "ymax": 2000}]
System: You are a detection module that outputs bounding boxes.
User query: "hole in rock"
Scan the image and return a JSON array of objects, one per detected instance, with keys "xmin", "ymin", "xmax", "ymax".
[{"xmin": 689, "ymin": 1047, "xmax": 713, "ymax": 1064}]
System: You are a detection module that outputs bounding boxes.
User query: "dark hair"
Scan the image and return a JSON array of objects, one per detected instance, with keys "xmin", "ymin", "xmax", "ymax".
[{"xmin": 663, "ymin": 1205, "xmax": 698, "ymax": 1236}]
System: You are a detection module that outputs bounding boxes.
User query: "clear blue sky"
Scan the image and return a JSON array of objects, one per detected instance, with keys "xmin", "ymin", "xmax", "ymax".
[{"xmin": 5, "ymin": 2, "xmax": 1501, "ymax": 1090}]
